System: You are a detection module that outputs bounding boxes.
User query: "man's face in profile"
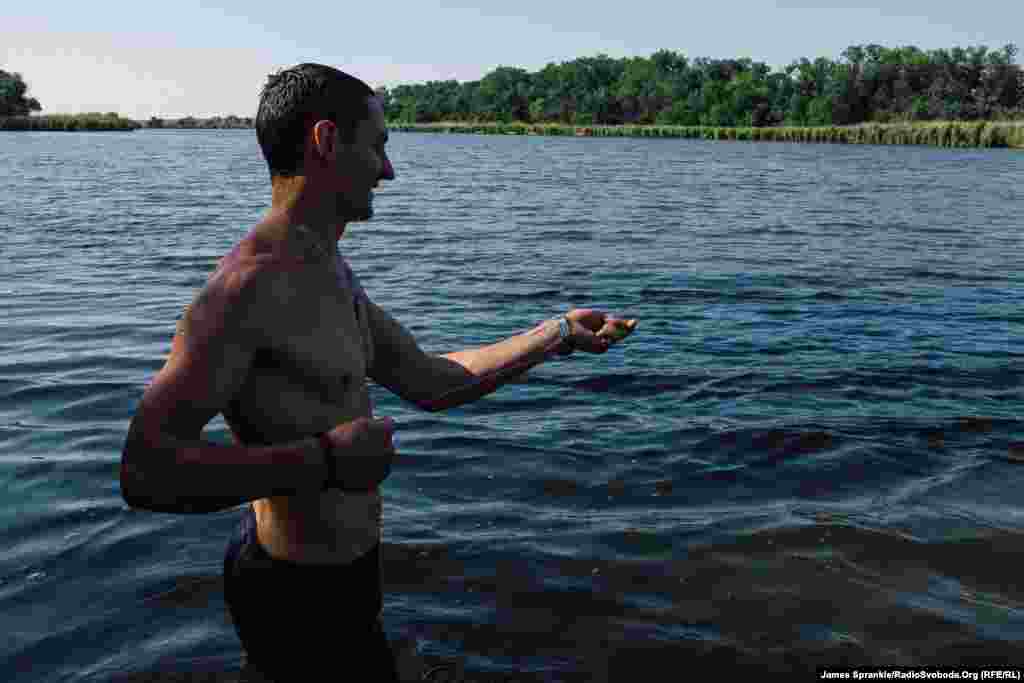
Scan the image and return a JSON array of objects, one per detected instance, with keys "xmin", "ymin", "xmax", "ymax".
[{"xmin": 332, "ymin": 96, "xmax": 393, "ymax": 223}]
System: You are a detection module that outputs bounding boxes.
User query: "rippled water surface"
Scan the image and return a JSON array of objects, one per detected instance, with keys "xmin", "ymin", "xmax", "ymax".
[{"xmin": 2, "ymin": 130, "xmax": 1023, "ymax": 681}]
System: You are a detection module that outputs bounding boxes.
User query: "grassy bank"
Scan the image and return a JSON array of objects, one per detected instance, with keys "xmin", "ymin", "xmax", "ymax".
[
  {"xmin": 0, "ymin": 114, "xmax": 256, "ymax": 130},
  {"xmin": 141, "ymin": 116, "xmax": 253, "ymax": 129},
  {"xmin": 0, "ymin": 113, "xmax": 140, "ymax": 131},
  {"xmin": 4, "ymin": 113, "xmax": 1019, "ymax": 147},
  {"xmin": 388, "ymin": 121, "xmax": 1024, "ymax": 149}
]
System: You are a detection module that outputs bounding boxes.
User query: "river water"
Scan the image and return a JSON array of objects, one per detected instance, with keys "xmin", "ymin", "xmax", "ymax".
[{"xmin": 2, "ymin": 130, "xmax": 1022, "ymax": 680}]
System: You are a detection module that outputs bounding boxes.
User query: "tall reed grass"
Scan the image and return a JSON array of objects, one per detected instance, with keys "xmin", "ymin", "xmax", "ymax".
[
  {"xmin": 0, "ymin": 113, "xmax": 140, "ymax": 131},
  {"xmin": 388, "ymin": 121, "xmax": 1024, "ymax": 149}
]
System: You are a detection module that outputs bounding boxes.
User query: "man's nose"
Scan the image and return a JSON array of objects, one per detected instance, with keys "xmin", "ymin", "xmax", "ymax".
[{"xmin": 380, "ymin": 155, "xmax": 395, "ymax": 181}]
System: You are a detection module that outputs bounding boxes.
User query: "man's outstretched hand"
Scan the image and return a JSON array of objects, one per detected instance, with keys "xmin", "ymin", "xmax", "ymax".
[{"xmin": 564, "ymin": 309, "xmax": 639, "ymax": 354}]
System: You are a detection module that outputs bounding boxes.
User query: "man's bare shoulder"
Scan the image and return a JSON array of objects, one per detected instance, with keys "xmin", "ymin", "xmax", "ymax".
[
  {"xmin": 175, "ymin": 234, "xmax": 309, "ymax": 340},
  {"xmin": 232, "ymin": 234, "xmax": 308, "ymax": 292}
]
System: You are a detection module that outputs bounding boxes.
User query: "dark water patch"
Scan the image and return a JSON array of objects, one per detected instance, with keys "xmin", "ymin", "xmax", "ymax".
[
  {"xmin": 640, "ymin": 285, "xmax": 851, "ymax": 305},
  {"xmin": 540, "ymin": 479, "xmax": 578, "ymax": 497},
  {"xmin": 478, "ymin": 289, "xmax": 564, "ymax": 304},
  {"xmin": 693, "ymin": 428, "xmax": 836, "ymax": 464},
  {"xmin": 4, "ymin": 612, "xmax": 175, "ymax": 683},
  {"xmin": 568, "ymin": 371, "xmax": 754, "ymax": 399},
  {"xmin": 0, "ymin": 355, "xmax": 157, "ymax": 378},
  {"xmin": 76, "ymin": 633, "xmax": 1024, "ymax": 682},
  {"xmin": 865, "ymin": 286, "xmax": 919, "ymax": 301},
  {"xmin": 143, "ymin": 255, "xmax": 222, "ymax": 272},
  {"xmin": 972, "ymin": 310, "xmax": 1024, "ymax": 324},
  {"xmin": 374, "ymin": 527, "xmax": 1024, "ymax": 678},
  {"xmin": 5, "ymin": 458, "xmax": 58, "ymax": 482},
  {"xmin": 521, "ymin": 229, "xmax": 594, "ymax": 243},
  {"xmin": 679, "ymin": 452, "xmax": 895, "ymax": 504},
  {"xmin": 571, "ymin": 373, "xmax": 680, "ymax": 395},
  {"xmin": 44, "ymin": 324, "xmax": 147, "ymax": 346},
  {"xmin": 457, "ymin": 395, "xmax": 566, "ymax": 416},
  {"xmin": 639, "ymin": 287, "xmax": 789, "ymax": 304},
  {"xmin": 837, "ymin": 416, "xmax": 1021, "ymax": 440},
  {"xmin": 2, "ymin": 382, "xmax": 138, "ymax": 421},
  {"xmin": 601, "ymin": 233, "xmax": 657, "ymax": 245},
  {"xmin": 744, "ymin": 524, "xmax": 1024, "ymax": 609},
  {"xmin": 58, "ymin": 388, "xmax": 140, "ymax": 423},
  {"xmin": 0, "ymin": 377, "xmax": 29, "ymax": 398},
  {"xmin": 734, "ymin": 225, "xmax": 805, "ymax": 237},
  {"xmin": 63, "ymin": 241, "xmax": 113, "ymax": 251},
  {"xmin": 90, "ymin": 674, "xmax": 245, "ymax": 683},
  {"xmin": 555, "ymin": 367, "xmax": 1017, "ymax": 406},
  {"xmin": 782, "ymin": 273, "xmax": 841, "ymax": 288},
  {"xmin": 648, "ymin": 417, "xmax": 1024, "ymax": 503},
  {"xmin": 816, "ymin": 220, "xmax": 874, "ymax": 232},
  {"xmin": 141, "ymin": 573, "xmax": 224, "ymax": 609},
  {"xmin": 766, "ymin": 364, "xmax": 1024, "ymax": 395},
  {"xmin": 892, "ymin": 267, "xmax": 1009, "ymax": 284},
  {"xmin": 413, "ymin": 435, "xmax": 502, "ymax": 456},
  {"xmin": 560, "ymin": 268, "xmax": 591, "ymax": 278},
  {"xmin": 904, "ymin": 268, "xmax": 970, "ymax": 282}
]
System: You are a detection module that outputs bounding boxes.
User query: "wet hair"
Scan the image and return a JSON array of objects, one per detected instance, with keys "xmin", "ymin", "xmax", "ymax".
[{"xmin": 255, "ymin": 63, "xmax": 376, "ymax": 178}]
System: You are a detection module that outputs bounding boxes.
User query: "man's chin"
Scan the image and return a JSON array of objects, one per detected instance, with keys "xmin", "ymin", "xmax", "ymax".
[
  {"xmin": 338, "ymin": 202, "xmax": 373, "ymax": 223},
  {"xmin": 346, "ymin": 208, "xmax": 373, "ymax": 222}
]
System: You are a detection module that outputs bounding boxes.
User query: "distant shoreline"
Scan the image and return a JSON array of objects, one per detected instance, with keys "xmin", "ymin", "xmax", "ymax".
[
  {"xmin": 140, "ymin": 116, "xmax": 253, "ymax": 129},
  {"xmin": 3, "ymin": 115, "xmax": 1021, "ymax": 149},
  {"xmin": 388, "ymin": 121, "xmax": 1024, "ymax": 149},
  {"xmin": 0, "ymin": 114, "xmax": 252, "ymax": 131}
]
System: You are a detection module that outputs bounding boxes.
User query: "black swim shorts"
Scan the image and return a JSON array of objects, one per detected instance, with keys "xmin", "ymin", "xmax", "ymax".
[{"xmin": 223, "ymin": 505, "xmax": 399, "ymax": 681}]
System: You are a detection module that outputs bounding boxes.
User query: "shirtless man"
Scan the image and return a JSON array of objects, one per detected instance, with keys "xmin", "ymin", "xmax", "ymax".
[{"xmin": 119, "ymin": 63, "xmax": 638, "ymax": 681}]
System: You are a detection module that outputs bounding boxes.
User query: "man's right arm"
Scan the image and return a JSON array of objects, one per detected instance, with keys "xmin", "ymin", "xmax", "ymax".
[{"xmin": 119, "ymin": 269, "xmax": 327, "ymax": 514}]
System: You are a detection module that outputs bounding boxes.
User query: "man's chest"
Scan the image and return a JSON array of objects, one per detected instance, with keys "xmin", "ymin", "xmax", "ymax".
[
  {"xmin": 259, "ymin": 277, "xmax": 373, "ymax": 402},
  {"xmin": 223, "ymin": 265, "xmax": 376, "ymax": 436}
]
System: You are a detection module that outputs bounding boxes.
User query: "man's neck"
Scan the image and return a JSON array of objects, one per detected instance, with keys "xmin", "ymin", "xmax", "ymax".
[
  {"xmin": 269, "ymin": 176, "xmax": 346, "ymax": 252},
  {"xmin": 292, "ymin": 222, "xmax": 340, "ymax": 266},
  {"xmin": 255, "ymin": 214, "xmax": 343, "ymax": 275}
]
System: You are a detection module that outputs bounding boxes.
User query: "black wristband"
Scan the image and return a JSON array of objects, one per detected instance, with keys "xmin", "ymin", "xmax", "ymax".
[
  {"xmin": 319, "ymin": 431, "xmax": 381, "ymax": 493},
  {"xmin": 318, "ymin": 432, "xmax": 336, "ymax": 491}
]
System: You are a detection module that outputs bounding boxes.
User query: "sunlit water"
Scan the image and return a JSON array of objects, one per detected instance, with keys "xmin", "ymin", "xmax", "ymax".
[{"xmin": 2, "ymin": 130, "xmax": 1022, "ymax": 681}]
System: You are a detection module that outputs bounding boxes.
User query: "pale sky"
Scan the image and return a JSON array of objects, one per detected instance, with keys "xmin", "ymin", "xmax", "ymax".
[{"xmin": 4, "ymin": 1, "xmax": 1020, "ymax": 119}]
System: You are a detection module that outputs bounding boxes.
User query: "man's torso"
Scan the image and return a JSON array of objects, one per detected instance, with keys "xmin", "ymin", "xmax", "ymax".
[{"xmin": 181, "ymin": 225, "xmax": 381, "ymax": 565}]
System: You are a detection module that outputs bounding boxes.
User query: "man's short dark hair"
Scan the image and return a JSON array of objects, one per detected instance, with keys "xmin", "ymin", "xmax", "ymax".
[{"xmin": 256, "ymin": 63, "xmax": 376, "ymax": 178}]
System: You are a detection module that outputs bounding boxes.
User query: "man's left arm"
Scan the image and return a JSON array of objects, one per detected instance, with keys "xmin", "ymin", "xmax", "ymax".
[{"xmin": 364, "ymin": 301, "xmax": 635, "ymax": 412}]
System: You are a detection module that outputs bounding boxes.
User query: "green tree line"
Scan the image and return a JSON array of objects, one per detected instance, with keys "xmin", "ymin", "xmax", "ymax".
[
  {"xmin": 380, "ymin": 44, "xmax": 1023, "ymax": 127},
  {"xmin": 145, "ymin": 115, "xmax": 253, "ymax": 128},
  {"xmin": 0, "ymin": 70, "xmax": 41, "ymax": 116},
  {"xmin": 0, "ymin": 70, "xmax": 141, "ymax": 130},
  {"xmin": 0, "ymin": 112, "xmax": 139, "ymax": 131}
]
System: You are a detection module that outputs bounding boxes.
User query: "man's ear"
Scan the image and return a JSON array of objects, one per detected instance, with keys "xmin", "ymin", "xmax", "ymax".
[{"xmin": 311, "ymin": 120, "xmax": 336, "ymax": 162}]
